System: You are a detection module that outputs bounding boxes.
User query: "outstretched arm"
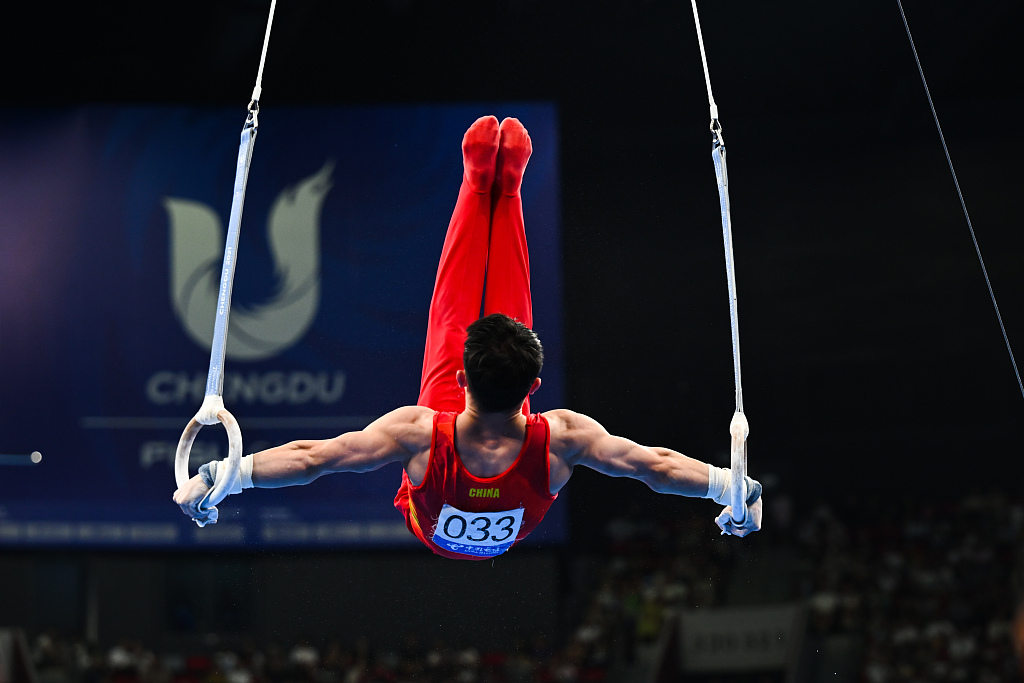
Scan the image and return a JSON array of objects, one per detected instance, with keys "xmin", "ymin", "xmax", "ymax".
[
  {"xmin": 546, "ymin": 409, "xmax": 710, "ymax": 496},
  {"xmin": 545, "ymin": 409, "xmax": 761, "ymax": 537},
  {"xmin": 250, "ymin": 406, "xmax": 432, "ymax": 487},
  {"xmin": 172, "ymin": 406, "xmax": 433, "ymax": 523}
]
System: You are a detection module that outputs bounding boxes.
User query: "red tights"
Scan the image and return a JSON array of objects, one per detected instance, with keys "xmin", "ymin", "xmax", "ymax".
[{"xmin": 417, "ymin": 116, "xmax": 534, "ymax": 415}]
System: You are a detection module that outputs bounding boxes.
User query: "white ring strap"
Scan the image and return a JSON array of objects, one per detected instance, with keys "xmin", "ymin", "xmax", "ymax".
[
  {"xmin": 176, "ymin": 0, "xmax": 274, "ymax": 523},
  {"xmin": 692, "ymin": 1, "xmax": 751, "ymax": 529}
]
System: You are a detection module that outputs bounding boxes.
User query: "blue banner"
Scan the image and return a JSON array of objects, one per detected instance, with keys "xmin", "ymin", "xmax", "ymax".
[{"xmin": 0, "ymin": 104, "xmax": 565, "ymax": 548}]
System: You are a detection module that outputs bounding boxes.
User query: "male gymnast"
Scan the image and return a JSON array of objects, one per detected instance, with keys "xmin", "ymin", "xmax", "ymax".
[{"xmin": 173, "ymin": 116, "xmax": 762, "ymax": 559}]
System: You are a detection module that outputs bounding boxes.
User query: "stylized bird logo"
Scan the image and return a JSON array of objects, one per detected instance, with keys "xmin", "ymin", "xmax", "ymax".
[{"xmin": 164, "ymin": 162, "xmax": 333, "ymax": 361}]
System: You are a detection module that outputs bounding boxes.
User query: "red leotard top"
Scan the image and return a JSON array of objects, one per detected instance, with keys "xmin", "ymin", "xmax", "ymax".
[{"xmin": 393, "ymin": 411, "xmax": 557, "ymax": 560}]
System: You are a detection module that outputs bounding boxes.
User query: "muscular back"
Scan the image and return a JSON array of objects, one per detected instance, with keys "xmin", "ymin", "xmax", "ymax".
[
  {"xmin": 380, "ymin": 406, "xmax": 573, "ymax": 493},
  {"xmin": 399, "ymin": 408, "xmax": 551, "ymax": 487},
  {"xmin": 337, "ymin": 405, "xmax": 707, "ymax": 500}
]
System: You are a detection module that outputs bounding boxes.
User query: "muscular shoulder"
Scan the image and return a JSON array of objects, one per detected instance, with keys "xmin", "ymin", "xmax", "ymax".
[
  {"xmin": 543, "ymin": 408, "xmax": 591, "ymax": 432},
  {"xmin": 543, "ymin": 409, "xmax": 608, "ymax": 459},
  {"xmin": 367, "ymin": 405, "xmax": 434, "ymax": 454}
]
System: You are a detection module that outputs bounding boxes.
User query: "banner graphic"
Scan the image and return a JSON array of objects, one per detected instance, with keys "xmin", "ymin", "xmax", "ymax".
[{"xmin": 0, "ymin": 104, "xmax": 565, "ymax": 548}]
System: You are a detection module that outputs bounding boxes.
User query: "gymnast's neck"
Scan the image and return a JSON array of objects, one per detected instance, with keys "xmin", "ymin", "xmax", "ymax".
[{"xmin": 457, "ymin": 399, "xmax": 529, "ymax": 439}]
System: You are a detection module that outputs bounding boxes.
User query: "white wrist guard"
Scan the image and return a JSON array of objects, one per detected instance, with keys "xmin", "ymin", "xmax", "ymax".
[
  {"xmin": 705, "ymin": 465, "xmax": 732, "ymax": 505},
  {"xmin": 198, "ymin": 454, "xmax": 255, "ymax": 495},
  {"xmin": 240, "ymin": 454, "xmax": 254, "ymax": 489},
  {"xmin": 704, "ymin": 465, "xmax": 761, "ymax": 506}
]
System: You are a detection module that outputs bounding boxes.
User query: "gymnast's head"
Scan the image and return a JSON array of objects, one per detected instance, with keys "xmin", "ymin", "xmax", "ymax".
[{"xmin": 460, "ymin": 313, "xmax": 544, "ymax": 413}]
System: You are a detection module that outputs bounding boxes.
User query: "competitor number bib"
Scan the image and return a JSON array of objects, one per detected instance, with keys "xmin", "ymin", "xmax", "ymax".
[{"xmin": 432, "ymin": 504, "xmax": 525, "ymax": 557}]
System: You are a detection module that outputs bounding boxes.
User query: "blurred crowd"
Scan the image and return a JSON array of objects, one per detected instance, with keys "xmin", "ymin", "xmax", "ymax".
[
  {"xmin": 796, "ymin": 492, "xmax": 1023, "ymax": 682},
  {"xmin": 22, "ymin": 491, "xmax": 1024, "ymax": 683},
  {"xmin": 23, "ymin": 505, "xmax": 736, "ymax": 683},
  {"xmin": 31, "ymin": 630, "xmax": 591, "ymax": 683},
  {"xmin": 563, "ymin": 510, "xmax": 739, "ymax": 677}
]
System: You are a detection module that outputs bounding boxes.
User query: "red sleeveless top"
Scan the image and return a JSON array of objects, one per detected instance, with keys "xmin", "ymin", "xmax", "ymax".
[{"xmin": 394, "ymin": 411, "xmax": 557, "ymax": 560}]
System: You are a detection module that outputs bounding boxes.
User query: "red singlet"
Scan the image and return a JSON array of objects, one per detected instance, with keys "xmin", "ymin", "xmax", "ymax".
[{"xmin": 394, "ymin": 411, "xmax": 557, "ymax": 560}]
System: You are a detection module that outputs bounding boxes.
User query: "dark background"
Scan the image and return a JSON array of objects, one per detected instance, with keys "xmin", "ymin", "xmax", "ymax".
[{"xmin": 1, "ymin": 0, "xmax": 1022, "ymax": 638}]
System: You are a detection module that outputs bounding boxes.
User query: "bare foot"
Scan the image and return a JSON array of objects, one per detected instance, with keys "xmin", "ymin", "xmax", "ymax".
[
  {"xmin": 496, "ymin": 117, "xmax": 532, "ymax": 196},
  {"xmin": 462, "ymin": 116, "xmax": 499, "ymax": 193}
]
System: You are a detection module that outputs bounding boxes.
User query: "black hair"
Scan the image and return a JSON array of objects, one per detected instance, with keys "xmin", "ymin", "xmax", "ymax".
[{"xmin": 463, "ymin": 313, "xmax": 544, "ymax": 413}]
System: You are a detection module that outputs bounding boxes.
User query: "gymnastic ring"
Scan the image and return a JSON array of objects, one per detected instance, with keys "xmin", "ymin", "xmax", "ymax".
[{"xmin": 174, "ymin": 406, "xmax": 243, "ymax": 510}]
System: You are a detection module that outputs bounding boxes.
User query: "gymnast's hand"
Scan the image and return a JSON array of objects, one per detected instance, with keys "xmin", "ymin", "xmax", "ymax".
[
  {"xmin": 173, "ymin": 475, "xmax": 218, "ymax": 527},
  {"xmin": 715, "ymin": 496, "xmax": 762, "ymax": 537}
]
